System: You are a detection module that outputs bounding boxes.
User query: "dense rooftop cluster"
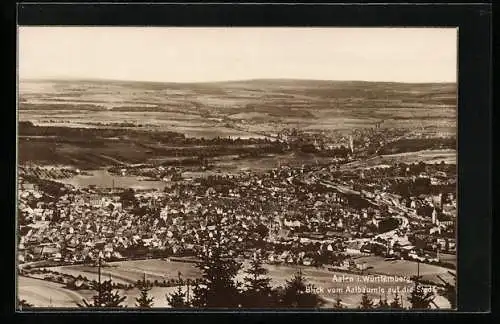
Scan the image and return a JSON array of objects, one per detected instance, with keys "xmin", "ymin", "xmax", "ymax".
[{"xmin": 18, "ymin": 156, "xmax": 456, "ymax": 270}]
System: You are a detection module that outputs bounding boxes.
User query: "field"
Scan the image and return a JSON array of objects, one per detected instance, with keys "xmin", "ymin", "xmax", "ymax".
[
  {"xmin": 17, "ymin": 124, "xmax": 285, "ymax": 170},
  {"xmin": 354, "ymin": 256, "xmax": 456, "ymax": 285},
  {"xmin": 18, "ymin": 79, "xmax": 456, "ymax": 170},
  {"xmin": 342, "ymin": 149, "xmax": 457, "ymax": 170},
  {"xmin": 19, "ymin": 79, "xmax": 457, "ymax": 137},
  {"xmin": 18, "ymin": 275, "xmax": 175, "ymax": 308},
  {"xmin": 56, "ymin": 169, "xmax": 168, "ymax": 190},
  {"xmin": 34, "ymin": 258, "xmax": 453, "ymax": 308},
  {"xmin": 49, "ymin": 259, "xmax": 203, "ymax": 285},
  {"xmin": 259, "ymin": 263, "xmax": 451, "ymax": 309},
  {"xmin": 436, "ymin": 253, "xmax": 457, "ymax": 267},
  {"xmin": 18, "ymin": 276, "xmax": 91, "ymax": 307}
]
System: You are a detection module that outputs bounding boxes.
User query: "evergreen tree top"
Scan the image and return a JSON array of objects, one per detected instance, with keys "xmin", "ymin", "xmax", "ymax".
[
  {"xmin": 408, "ymin": 281, "xmax": 435, "ymax": 309},
  {"xmin": 167, "ymin": 285, "xmax": 188, "ymax": 308},
  {"xmin": 360, "ymin": 292, "xmax": 374, "ymax": 309},
  {"xmin": 136, "ymin": 278, "xmax": 154, "ymax": 308},
  {"xmin": 78, "ymin": 279, "xmax": 126, "ymax": 308}
]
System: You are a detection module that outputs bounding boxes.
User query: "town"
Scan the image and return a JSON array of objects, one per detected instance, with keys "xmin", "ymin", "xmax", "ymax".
[
  {"xmin": 16, "ymin": 25, "xmax": 460, "ymax": 310},
  {"xmin": 18, "ymin": 127, "xmax": 456, "ymax": 308}
]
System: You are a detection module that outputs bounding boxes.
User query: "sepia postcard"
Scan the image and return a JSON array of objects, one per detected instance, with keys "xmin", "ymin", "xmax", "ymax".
[{"xmin": 16, "ymin": 27, "xmax": 457, "ymax": 310}]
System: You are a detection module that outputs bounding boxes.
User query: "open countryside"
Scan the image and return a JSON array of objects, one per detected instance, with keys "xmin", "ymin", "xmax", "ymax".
[
  {"xmin": 20, "ymin": 256, "xmax": 452, "ymax": 308},
  {"xmin": 18, "ymin": 78, "xmax": 457, "ymax": 310}
]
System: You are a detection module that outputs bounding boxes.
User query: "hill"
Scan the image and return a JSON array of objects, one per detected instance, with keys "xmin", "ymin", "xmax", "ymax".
[{"xmin": 18, "ymin": 78, "xmax": 456, "ymax": 137}]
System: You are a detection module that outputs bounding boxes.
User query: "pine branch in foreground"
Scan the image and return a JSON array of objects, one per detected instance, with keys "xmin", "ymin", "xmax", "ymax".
[
  {"xmin": 167, "ymin": 284, "xmax": 189, "ymax": 308},
  {"xmin": 78, "ymin": 279, "xmax": 126, "ymax": 308},
  {"xmin": 242, "ymin": 252, "xmax": 277, "ymax": 308},
  {"xmin": 190, "ymin": 220, "xmax": 243, "ymax": 308},
  {"xmin": 135, "ymin": 277, "xmax": 154, "ymax": 308},
  {"xmin": 279, "ymin": 269, "xmax": 323, "ymax": 308}
]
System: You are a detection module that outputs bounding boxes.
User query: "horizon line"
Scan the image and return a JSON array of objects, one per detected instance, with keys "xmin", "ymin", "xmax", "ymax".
[{"xmin": 19, "ymin": 76, "xmax": 457, "ymax": 85}]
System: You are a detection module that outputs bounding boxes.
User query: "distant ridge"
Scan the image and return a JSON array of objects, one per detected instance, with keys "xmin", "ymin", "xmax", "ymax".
[
  {"xmin": 18, "ymin": 75, "xmax": 456, "ymax": 137},
  {"xmin": 20, "ymin": 77, "xmax": 456, "ymax": 87},
  {"xmin": 204, "ymin": 78, "xmax": 456, "ymax": 86}
]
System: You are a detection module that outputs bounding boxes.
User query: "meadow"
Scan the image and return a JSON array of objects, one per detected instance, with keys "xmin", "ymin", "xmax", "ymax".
[
  {"xmin": 19, "ymin": 78, "xmax": 457, "ymax": 137},
  {"xmin": 342, "ymin": 149, "xmax": 457, "ymax": 170},
  {"xmin": 24, "ymin": 257, "xmax": 454, "ymax": 309},
  {"xmin": 18, "ymin": 79, "xmax": 457, "ymax": 171}
]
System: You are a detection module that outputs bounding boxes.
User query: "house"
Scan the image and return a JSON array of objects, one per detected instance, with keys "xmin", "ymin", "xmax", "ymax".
[
  {"xmin": 284, "ymin": 219, "xmax": 301, "ymax": 228},
  {"xmin": 279, "ymin": 251, "xmax": 289, "ymax": 261},
  {"xmin": 36, "ymin": 245, "xmax": 60, "ymax": 257},
  {"xmin": 355, "ymin": 262, "xmax": 368, "ymax": 271},
  {"xmin": 302, "ymin": 258, "xmax": 313, "ymax": 266},
  {"xmin": 112, "ymin": 251, "xmax": 126, "ymax": 260},
  {"xmin": 33, "ymin": 208, "xmax": 44, "ymax": 219},
  {"xmin": 104, "ymin": 244, "xmax": 114, "ymax": 253},
  {"xmin": 399, "ymin": 245, "xmax": 415, "ymax": 257},
  {"xmin": 268, "ymin": 254, "xmax": 280, "ymax": 264},
  {"xmin": 448, "ymin": 239, "xmax": 456, "ymax": 252},
  {"xmin": 74, "ymin": 279, "xmax": 89, "ymax": 290},
  {"xmin": 52, "ymin": 252, "xmax": 62, "ymax": 261}
]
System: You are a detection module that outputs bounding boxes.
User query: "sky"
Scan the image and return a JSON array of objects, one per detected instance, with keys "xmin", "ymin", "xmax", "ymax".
[{"xmin": 18, "ymin": 27, "xmax": 457, "ymax": 83}]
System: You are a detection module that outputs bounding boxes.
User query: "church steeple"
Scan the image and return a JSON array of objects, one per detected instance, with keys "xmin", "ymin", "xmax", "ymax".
[{"xmin": 432, "ymin": 208, "xmax": 437, "ymax": 224}]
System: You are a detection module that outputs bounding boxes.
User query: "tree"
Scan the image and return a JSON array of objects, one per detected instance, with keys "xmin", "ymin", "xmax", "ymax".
[
  {"xmin": 51, "ymin": 208, "xmax": 61, "ymax": 223},
  {"xmin": 408, "ymin": 280, "xmax": 434, "ymax": 309},
  {"xmin": 377, "ymin": 296, "xmax": 390, "ymax": 309},
  {"xmin": 438, "ymin": 272, "xmax": 456, "ymax": 309},
  {"xmin": 167, "ymin": 272, "xmax": 189, "ymax": 308},
  {"xmin": 167, "ymin": 284, "xmax": 189, "ymax": 308},
  {"xmin": 18, "ymin": 298, "xmax": 33, "ymax": 310},
  {"xmin": 377, "ymin": 218, "xmax": 399, "ymax": 233},
  {"xmin": 19, "ymin": 120, "xmax": 34, "ymax": 128},
  {"xmin": 242, "ymin": 252, "xmax": 275, "ymax": 308},
  {"xmin": 279, "ymin": 269, "xmax": 322, "ymax": 308},
  {"xmin": 190, "ymin": 223, "xmax": 243, "ymax": 308},
  {"xmin": 359, "ymin": 292, "xmax": 374, "ymax": 309},
  {"xmin": 120, "ymin": 188, "xmax": 137, "ymax": 209},
  {"xmin": 135, "ymin": 274, "xmax": 154, "ymax": 308},
  {"xmin": 78, "ymin": 279, "xmax": 126, "ymax": 308},
  {"xmin": 18, "ymin": 210, "xmax": 32, "ymax": 227},
  {"xmin": 254, "ymin": 223, "xmax": 269, "ymax": 240},
  {"xmin": 333, "ymin": 293, "xmax": 344, "ymax": 309},
  {"xmin": 389, "ymin": 292, "xmax": 403, "ymax": 309},
  {"xmin": 107, "ymin": 203, "xmax": 115, "ymax": 213}
]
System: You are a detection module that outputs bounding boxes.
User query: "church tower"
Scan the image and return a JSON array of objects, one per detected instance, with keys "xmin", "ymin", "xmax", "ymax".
[{"xmin": 432, "ymin": 208, "xmax": 437, "ymax": 224}]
